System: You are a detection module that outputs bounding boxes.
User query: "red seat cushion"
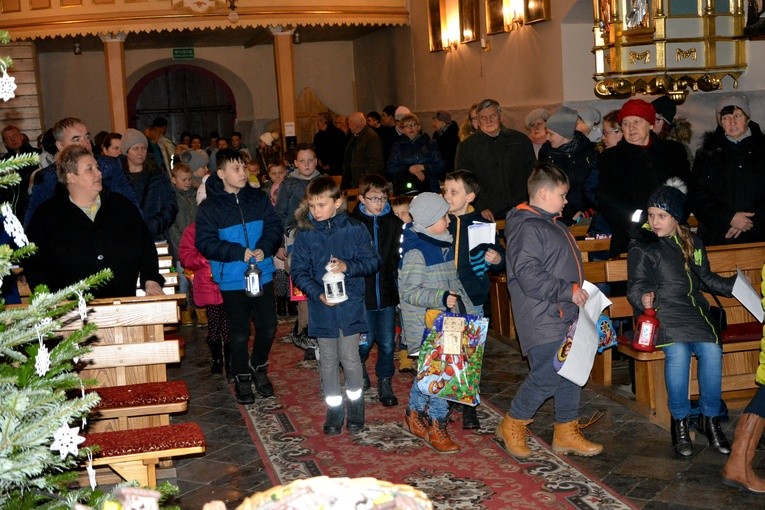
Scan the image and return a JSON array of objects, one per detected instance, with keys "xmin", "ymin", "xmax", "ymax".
[
  {"xmin": 84, "ymin": 422, "xmax": 205, "ymax": 458},
  {"xmin": 722, "ymin": 322, "xmax": 762, "ymax": 343},
  {"xmin": 89, "ymin": 380, "xmax": 189, "ymax": 410}
]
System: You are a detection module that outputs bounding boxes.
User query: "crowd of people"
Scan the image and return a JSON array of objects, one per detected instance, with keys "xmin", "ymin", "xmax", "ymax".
[{"xmin": 2, "ymin": 91, "xmax": 765, "ymax": 492}]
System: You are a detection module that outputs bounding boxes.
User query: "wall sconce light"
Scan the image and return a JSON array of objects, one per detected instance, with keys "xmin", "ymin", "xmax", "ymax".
[
  {"xmin": 442, "ymin": 38, "xmax": 459, "ymax": 52},
  {"xmin": 293, "ymin": 31, "xmax": 301, "ymax": 45},
  {"xmin": 73, "ymin": 42, "xmax": 82, "ymax": 55},
  {"xmin": 228, "ymin": 0, "xmax": 239, "ymax": 24},
  {"xmin": 503, "ymin": 0, "xmax": 524, "ymax": 32},
  {"xmin": 480, "ymin": 35, "xmax": 491, "ymax": 52}
]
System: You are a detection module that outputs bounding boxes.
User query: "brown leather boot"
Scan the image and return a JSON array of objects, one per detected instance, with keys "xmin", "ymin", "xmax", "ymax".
[
  {"xmin": 426, "ymin": 419, "xmax": 460, "ymax": 453},
  {"xmin": 552, "ymin": 419, "xmax": 603, "ymax": 457},
  {"xmin": 403, "ymin": 408, "xmax": 428, "ymax": 439},
  {"xmin": 722, "ymin": 413, "xmax": 765, "ymax": 493},
  {"xmin": 180, "ymin": 309, "xmax": 193, "ymax": 326},
  {"xmin": 196, "ymin": 308, "xmax": 208, "ymax": 327},
  {"xmin": 495, "ymin": 414, "xmax": 533, "ymax": 458}
]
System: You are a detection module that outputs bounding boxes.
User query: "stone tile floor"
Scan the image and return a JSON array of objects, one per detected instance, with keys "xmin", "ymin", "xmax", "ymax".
[{"xmin": 167, "ymin": 322, "xmax": 765, "ymax": 509}]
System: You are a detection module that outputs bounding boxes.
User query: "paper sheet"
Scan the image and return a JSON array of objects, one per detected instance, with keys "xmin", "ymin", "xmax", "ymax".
[
  {"xmin": 733, "ymin": 269, "xmax": 764, "ymax": 323},
  {"xmin": 467, "ymin": 222, "xmax": 496, "ymax": 251}
]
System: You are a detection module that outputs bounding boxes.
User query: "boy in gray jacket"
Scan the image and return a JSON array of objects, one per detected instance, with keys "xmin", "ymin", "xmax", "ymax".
[{"xmin": 497, "ymin": 162, "xmax": 603, "ymax": 459}]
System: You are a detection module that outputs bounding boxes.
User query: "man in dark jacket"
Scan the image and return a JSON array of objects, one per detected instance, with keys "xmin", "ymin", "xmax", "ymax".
[
  {"xmin": 1, "ymin": 124, "xmax": 40, "ymax": 220},
  {"xmin": 432, "ymin": 110, "xmax": 459, "ymax": 174},
  {"xmin": 455, "ymin": 99, "xmax": 536, "ymax": 221},
  {"xmin": 341, "ymin": 112, "xmax": 384, "ymax": 189},
  {"xmin": 313, "ymin": 112, "xmax": 348, "ymax": 177}
]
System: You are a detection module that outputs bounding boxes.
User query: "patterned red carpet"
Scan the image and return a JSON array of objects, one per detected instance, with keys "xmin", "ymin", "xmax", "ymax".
[{"xmin": 239, "ymin": 321, "xmax": 636, "ymax": 509}]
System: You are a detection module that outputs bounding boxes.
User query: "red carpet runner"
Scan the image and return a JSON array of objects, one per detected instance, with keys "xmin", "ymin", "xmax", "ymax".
[{"xmin": 239, "ymin": 321, "xmax": 636, "ymax": 509}]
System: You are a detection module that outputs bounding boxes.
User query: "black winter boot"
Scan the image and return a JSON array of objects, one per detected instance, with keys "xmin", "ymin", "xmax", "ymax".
[
  {"xmin": 324, "ymin": 403, "xmax": 344, "ymax": 436},
  {"xmin": 361, "ymin": 363, "xmax": 371, "ymax": 391},
  {"xmin": 251, "ymin": 365, "xmax": 275, "ymax": 397},
  {"xmin": 276, "ymin": 296, "xmax": 288, "ymax": 317},
  {"xmin": 377, "ymin": 377, "xmax": 398, "ymax": 407},
  {"xmin": 697, "ymin": 414, "xmax": 731, "ymax": 454},
  {"xmin": 223, "ymin": 342, "xmax": 233, "ymax": 383},
  {"xmin": 234, "ymin": 374, "xmax": 255, "ymax": 405},
  {"xmin": 671, "ymin": 416, "xmax": 693, "ymax": 457},
  {"xmin": 346, "ymin": 395, "xmax": 365, "ymax": 432},
  {"xmin": 461, "ymin": 404, "xmax": 480, "ymax": 430},
  {"xmin": 208, "ymin": 338, "xmax": 223, "ymax": 374}
]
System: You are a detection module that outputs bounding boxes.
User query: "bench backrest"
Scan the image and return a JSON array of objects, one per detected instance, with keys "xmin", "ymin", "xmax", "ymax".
[{"xmin": 80, "ymin": 340, "xmax": 181, "ymax": 370}]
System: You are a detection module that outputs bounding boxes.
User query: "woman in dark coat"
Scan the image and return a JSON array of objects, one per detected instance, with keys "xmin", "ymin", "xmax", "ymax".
[
  {"xmin": 387, "ymin": 113, "xmax": 445, "ymax": 195},
  {"xmin": 692, "ymin": 92, "xmax": 765, "ymax": 246}
]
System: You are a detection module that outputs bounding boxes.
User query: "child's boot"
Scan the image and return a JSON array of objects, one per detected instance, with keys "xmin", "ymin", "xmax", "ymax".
[
  {"xmin": 495, "ymin": 414, "xmax": 533, "ymax": 458},
  {"xmin": 397, "ymin": 348, "xmax": 415, "ymax": 373},
  {"xmin": 361, "ymin": 363, "xmax": 371, "ymax": 391},
  {"xmin": 427, "ymin": 418, "xmax": 460, "ymax": 453},
  {"xmin": 208, "ymin": 338, "xmax": 223, "ymax": 374},
  {"xmin": 378, "ymin": 377, "xmax": 398, "ymax": 406},
  {"xmin": 234, "ymin": 374, "xmax": 255, "ymax": 405},
  {"xmin": 324, "ymin": 396, "xmax": 344, "ymax": 436},
  {"xmin": 276, "ymin": 296, "xmax": 287, "ymax": 317},
  {"xmin": 403, "ymin": 408, "xmax": 428, "ymax": 439},
  {"xmin": 346, "ymin": 389, "xmax": 365, "ymax": 432},
  {"xmin": 251, "ymin": 363, "xmax": 275, "ymax": 398},
  {"xmin": 223, "ymin": 342, "xmax": 233, "ymax": 383},
  {"xmin": 462, "ymin": 404, "xmax": 480, "ymax": 430},
  {"xmin": 552, "ymin": 419, "xmax": 603, "ymax": 457},
  {"xmin": 196, "ymin": 308, "xmax": 208, "ymax": 327},
  {"xmin": 180, "ymin": 308, "xmax": 193, "ymax": 326}
]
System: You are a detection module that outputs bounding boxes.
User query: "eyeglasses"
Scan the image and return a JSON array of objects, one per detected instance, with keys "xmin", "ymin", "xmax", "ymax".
[
  {"xmin": 402, "ymin": 123, "xmax": 419, "ymax": 129},
  {"xmin": 364, "ymin": 195, "xmax": 388, "ymax": 203}
]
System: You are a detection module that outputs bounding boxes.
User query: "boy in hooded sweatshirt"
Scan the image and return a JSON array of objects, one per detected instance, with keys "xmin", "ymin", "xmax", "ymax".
[{"xmin": 497, "ymin": 162, "xmax": 602, "ymax": 459}]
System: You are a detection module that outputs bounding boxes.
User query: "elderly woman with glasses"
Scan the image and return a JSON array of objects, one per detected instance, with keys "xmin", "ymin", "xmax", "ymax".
[
  {"xmin": 386, "ymin": 113, "xmax": 445, "ymax": 195},
  {"xmin": 692, "ymin": 92, "xmax": 765, "ymax": 245}
]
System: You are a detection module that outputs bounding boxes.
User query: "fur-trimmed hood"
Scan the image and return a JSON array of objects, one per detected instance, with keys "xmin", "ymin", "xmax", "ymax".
[{"xmin": 294, "ymin": 199, "xmax": 349, "ymax": 231}]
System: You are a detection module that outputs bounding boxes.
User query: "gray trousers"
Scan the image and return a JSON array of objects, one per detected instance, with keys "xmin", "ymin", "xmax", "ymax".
[{"xmin": 317, "ymin": 331, "xmax": 363, "ymax": 398}]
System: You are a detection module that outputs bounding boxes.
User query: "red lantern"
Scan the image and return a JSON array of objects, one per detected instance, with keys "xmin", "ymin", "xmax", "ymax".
[{"xmin": 632, "ymin": 307, "xmax": 660, "ymax": 352}]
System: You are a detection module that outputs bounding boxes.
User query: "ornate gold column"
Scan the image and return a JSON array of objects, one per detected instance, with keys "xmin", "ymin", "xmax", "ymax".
[
  {"xmin": 269, "ymin": 25, "xmax": 296, "ymax": 148},
  {"xmin": 99, "ymin": 32, "xmax": 127, "ymax": 132}
]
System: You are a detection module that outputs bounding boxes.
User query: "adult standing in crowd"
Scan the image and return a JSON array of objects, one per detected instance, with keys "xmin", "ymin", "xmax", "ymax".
[
  {"xmin": 524, "ymin": 108, "xmax": 550, "ymax": 158},
  {"xmin": 692, "ymin": 92, "xmax": 765, "ymax": 245},
  {"xmin": 153, "ymin": 117, "xmax": 175, "ymax": 172},
  {"xmin": 387, "ymin": 113, "xmax": 445, "ymax": 195},
  {"xmin": 313, "ymin": 112, "xmax": 348, "ymax": 176},
  {"xmin": 596, "ymin": 99, "xmax": 691, "ymax": 257},
  {"xmin": 432, "ymin": 110, "xmax": 459, "ymax": 174},
  {"xmin": 341, "ymin": 112, "xmax": 384, "ymax": 189},
  {"xmin": 459, "ymin": 104, "xmax": 479, "ymax": 142},
  {"xmin": 1, "ymin": 124, "xmax": 40, "ymax": 220},
  {"xmin": 121, "ymin": 128, "xmax": 178, "ymax": 241},
  {"xmin": 378, "ymin": 105, "xmax": 399, "ymax": 163},
  {"xmin": 454, "ymin": 98, "xmax": 536, "ymax": 221}
]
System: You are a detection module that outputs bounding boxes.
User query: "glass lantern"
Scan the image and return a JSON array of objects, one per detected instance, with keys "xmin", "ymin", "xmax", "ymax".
[{"xmin": 322, "ymin": 262, "xmax": 348, "ymax": 304}]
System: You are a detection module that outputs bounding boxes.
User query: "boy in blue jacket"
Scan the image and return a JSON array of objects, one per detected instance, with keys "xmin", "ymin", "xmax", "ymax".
[
  {"xmin": 290, "ymin": 176, "xmax": 380, "ymax": 435},
  {"xmin": 195, "ymin": 149, "xmax": 283, "ymax": 405}
]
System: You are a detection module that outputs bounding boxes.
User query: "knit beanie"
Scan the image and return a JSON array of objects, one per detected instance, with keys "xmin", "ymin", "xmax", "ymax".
[
  {"xmin": 121, "ymin": 128, "xmax": 148, "ymax": 155},
  {"xmin": 647, "ymin": 178, "xmax": 688, "ymax": 222},
  {"xmin": 179, "ymin": 149, "xmax": 209, "ymax": 173},
  {"xmin": 433, "ymin": 110, "xmax": 452, "ymax": 124},
  {"xmin": 617, "ymin": 99, "xmax": 656, "ymax": 125},
  {"xmin": 410, "ymin": 192, "xmax": 449, "ymax": 228},
  {"xmin": 524, "ymin": 108, "xmax": 550, "ymax": 129},
  {"xmin": 651, "ymin": 96, "xmax": 676, "ymax": 126},
  {"xmin": 546, "ymin": 106, "xmax": 579, "ymax": 140},
  {"xmin": 394, "ymin": 106, "xmax": 412, "ymax": 121},
  {"xmin": 716, "ymin": 92, "xmax": 751, "ymax": 124},
  {"xmin": 576, "ymin": 105, "xmax": 602, "ymax": 130}
]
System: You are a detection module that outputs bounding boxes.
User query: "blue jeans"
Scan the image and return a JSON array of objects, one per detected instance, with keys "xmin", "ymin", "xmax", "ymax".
[
  {"xmin": 408, "ymin": 383, "xmax": 449, "ymax": 421},
  {"xmin": 662, "ymin": 341, "xmax": 722, "ymax": 419},
  {"xmin": 176, "ymin": 259, "xmax": 191, "ymax": 308},
  {"xmin": 221, "ymin": 283, "xmax": 277, "ymax": 376},
  {"xmin": 359, "ymin": 306, "xmax": 396, "ymax": 379},
  {"xmin": 509, "ymin": 341, "xmax": 581, "ymax": 423}
]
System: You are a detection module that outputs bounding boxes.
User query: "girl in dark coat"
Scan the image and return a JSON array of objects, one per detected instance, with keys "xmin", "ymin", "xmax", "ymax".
[{"xmin": 628, "ymin": 179, "xmax": 735, "ymax": 458}]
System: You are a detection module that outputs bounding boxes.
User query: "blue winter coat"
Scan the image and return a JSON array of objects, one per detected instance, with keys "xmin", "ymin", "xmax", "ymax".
[
  {"xmin": 290, "ymin": 206, "xmax": 380, "ymax": 338},
  {"xmin": 387, "ymin": 133, "xmax": 445, "ymax": 195},
  {"xmin": 195, "ymin": 172, "xmax": 283, "ymax": 291}
]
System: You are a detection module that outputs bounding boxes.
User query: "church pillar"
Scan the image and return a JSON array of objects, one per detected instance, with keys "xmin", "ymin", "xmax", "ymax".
[
  {"xmin": 99, "ymin": 32, "xmax": 128, "ymax": 132},
  {"xmin": 269, "ymin": 25, "xmax": 297, "ymax": 149}
]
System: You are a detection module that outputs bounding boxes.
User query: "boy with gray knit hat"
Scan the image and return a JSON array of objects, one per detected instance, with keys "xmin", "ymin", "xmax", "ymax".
[{"xmin": 399, "ymin": 192, "xmax": 479, "ymax": 454}]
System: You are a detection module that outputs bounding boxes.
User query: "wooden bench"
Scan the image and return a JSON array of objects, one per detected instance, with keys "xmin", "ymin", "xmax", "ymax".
[
  {"xmin": 83, "ymin": 422, "xmax": 205, "ymax": 487},
  {"xmin": 601, "ymin": 243, "xmax": 765, "ymax": 429}
]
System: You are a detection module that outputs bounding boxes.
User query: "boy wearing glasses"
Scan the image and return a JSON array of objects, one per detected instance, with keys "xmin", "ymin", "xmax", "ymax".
[{"xmin": 351, "ymin": 174, "xmax": 403, "ymax": 407}]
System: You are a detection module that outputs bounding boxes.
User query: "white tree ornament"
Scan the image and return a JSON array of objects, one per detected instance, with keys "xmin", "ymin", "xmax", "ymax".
[
  {"xmin": 50, "ymin": 423, "xmax": 86, "ymax": 460},
  {"xmin": 0, "ymin": 66, "xmax": 15, "ymax": 102}
]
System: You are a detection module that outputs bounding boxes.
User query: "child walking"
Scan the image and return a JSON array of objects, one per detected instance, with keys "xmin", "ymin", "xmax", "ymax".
[
  {"xmin": 399, "ymin": 192, "xmax": 479, "ymax": 454},
  {"xmin": 627, "ymin": 179, "xmax": 735, "ymax": 457},
  {"xmin": 290, "ymin": 176, "xmax": 380, "ymax": 435},
  {"xmin": 443, "ymin": 170, "xmax": 504, "ymax": 429},
  {"xmin": 195, "ymin": 149, "xmax": 283, "ymax": 404},
  {"xmin": 351, "ymin": 174, "xmax": 403, "ymax": 406},
  {"xmin": 167, "ymin": 162, "xmax": 199, "ymax": 326},
  {"xmin": 389, "ymin": 194, "xmax": 415, "ymax": 373},
  {"xmin": 498, "ymin": 162, "xmax": 602, "ymax": 458}
]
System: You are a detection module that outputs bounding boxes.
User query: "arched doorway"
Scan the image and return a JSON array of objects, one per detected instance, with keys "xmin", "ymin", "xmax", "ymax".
[{"xmin": 127, "ymin": 65, "xmax": 236, "ymax": 144}]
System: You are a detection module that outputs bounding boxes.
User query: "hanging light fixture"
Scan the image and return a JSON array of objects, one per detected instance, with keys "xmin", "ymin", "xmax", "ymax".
[{"xmin": 228, "ymin": 0, "xmax": 239, "ymax": 24}]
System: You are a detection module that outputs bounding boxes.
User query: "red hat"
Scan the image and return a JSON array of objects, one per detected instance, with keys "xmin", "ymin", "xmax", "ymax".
[{"xmin": 617, "ymin": 99, "xmax": 656, "ymax": 125}]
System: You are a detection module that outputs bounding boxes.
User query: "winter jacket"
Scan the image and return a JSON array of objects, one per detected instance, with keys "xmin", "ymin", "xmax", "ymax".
[
  {"xmin": 24, "ymin": 155, "xmax": 140, "ymax": 228},
  {"xmin": 433, "ymin": 120, "xmax": 460, "ymax": 174},
  {"xmin": 290, "ymin": 205, "xmax": 380, "ymax": 338},
  {"xmin": 455, "ymin": 127, "xmax": 536, "ymax": 218},
  {"xmin": 274, "ymin": 169, "xmax": 321, "ymax": 234},
  {"xmin": 195, "ymin": 172, "xmax": 283, "ymax": 291},
  {"xmin": 341, "ymin": 125, "xmax": 384, "ymax": 189},
  {"xmin": 313, "ymin": 124, "xmax": 348, "ymax": 176},
  {"xmin": 448, "ymin": 207, "xmax": 505, "ymax": 308},
  {"xmin": 504, "ymin": 203, "xmax": 583, "ymax": 355},
  {"xmin": 179, "ymin": 223, "xmax": 223, "ymax": 307},
  {"xmin": 398, "ymin": 225, "xmax": 478, "ymax": 350},
  {"xmin": 538, "ymin": 131, "xmax": 598, "ymax": 222},
  {"xmin": 387, "ymin": 133, "xmax": 446, "ymax": 195},
  {"xmin": 692, "ymin": 121, "xmax": 765, "ymax": 245},
  {"xmin": 351, "ymin": 202, "xmax": 403, "ymax": 310},
  {"xmin": 24, "ymin": 188, "xmax": 163, "ymax": 298},
  {"xmin": 123, "ymin": 157, "xmax": 178, "ymax": 241},
  {"xmin": 167, "ymin": 186, "xmax": 198, "ymax": 260},
  {"xmin": 596, "ymin": 134, "xmax": 691, "ymax": 257},
  {"xmin": 627, "ymin": 228, "xmax": 735, "ymax": 346}
]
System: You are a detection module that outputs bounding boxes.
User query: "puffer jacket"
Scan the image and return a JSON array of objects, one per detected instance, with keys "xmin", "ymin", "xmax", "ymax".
[
  {"xmin": 504, "ymin": 203, "xmax": 583, "ymax": 355},
  {"xmin": 167, "ymin": 186, "xmax": 198, "ymax": 260},
  {"xmin": 195, "ymin": 171, "xmax": 282, "ymax": 291},
  {"xmin": 627, "ymin": 228, "xmax": 735, "ymax": 346},
  {"xmin": 538, "ymin": 131, "xmax": 597, "ymax": 222},
  {"xmin": 387, "ymin": 133, "xmax": 445, "ymax": 195},
  {"xmin": 398, "ymin": 224, "xmax": 478, "ymax": 349},
  {"xmin": 692, "ymin": 121, "xmax": 765, "ymax": 245},
  {"xmin": 274, "ymin": 168, "xmax": 321, "ymax": 234},
  {"xmin": 178, "ymin": 222, "xmax": 222, "ymax": 307},
  {"xmin": 123, "ymin": 156, "xmax": 178, "ymax": 241},
  {"xmin": 290, "ymin": 204, "xmax": 380, "ymax": 338},
  {"xmin": 351, "ymin": 202, "xmax": 402, "ymax": 310}
]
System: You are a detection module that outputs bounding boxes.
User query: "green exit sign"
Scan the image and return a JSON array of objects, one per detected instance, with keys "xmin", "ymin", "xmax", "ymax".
[{"xmin": 172, "ymin": 48, "xmax": 195, "ymax": 60}]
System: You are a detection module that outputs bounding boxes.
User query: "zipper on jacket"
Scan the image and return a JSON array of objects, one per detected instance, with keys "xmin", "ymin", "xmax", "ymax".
[{"xmin": 674, "ymin": 236, "xmax": 719, "ymax": 343}]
